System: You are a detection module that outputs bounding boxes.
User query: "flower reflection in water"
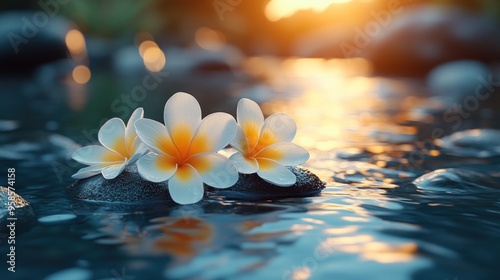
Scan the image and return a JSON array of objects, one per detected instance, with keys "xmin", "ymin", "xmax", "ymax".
[{"xmin": 151, "ymin": 217, "xmax": 214, "ymax": 259}]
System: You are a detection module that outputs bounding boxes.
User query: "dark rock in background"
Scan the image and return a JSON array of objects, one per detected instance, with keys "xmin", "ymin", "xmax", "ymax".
[
  {"xmin": 435, "ymin": 129, "xmax": 500, "ymax": 158},
  {"xmin": 407, "ymin": 60, "xmax": 500, "ymax": 132},
  {"xmin": 413, "ymin": 168, "xmax": 499, "ymax": 194},
  {"xmin": 426, "ymin": 60, "xmax": 492, "ymax": 100},
  {"xmin": 0, "ymin": 186, "xmax": 35, "ymax": 233},
  {"xmin": 0, "ymin": 12, "xmax": 71, "ymax": 74},
  {"xmin": 365, "ymin": 5, "xmax": 500, "ymax": 76},
  {"xmin": 0, "ymin": 12, "xmax": 75, "ymax": 130},
  {"xmin": 206, "ymin": 167, "xmax": 325, "ymax": 200}
]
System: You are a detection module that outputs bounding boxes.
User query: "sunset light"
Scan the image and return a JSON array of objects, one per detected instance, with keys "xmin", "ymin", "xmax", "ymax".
[{"xmin": 265, "ymin": 0, "xmax": 352, "ymax": 21}]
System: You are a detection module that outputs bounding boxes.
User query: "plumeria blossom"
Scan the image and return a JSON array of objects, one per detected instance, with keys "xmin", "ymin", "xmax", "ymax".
[
  {"xmin": 134, "ymin": 92, "xmax": 239, "ymax": 204},
  {"xmin": 71, "ymin": 108, "xmax": 148, "ymax": 179},
  {"xmin": 229, "ymin": 98, "xmax": 309, "ymax": 186}
]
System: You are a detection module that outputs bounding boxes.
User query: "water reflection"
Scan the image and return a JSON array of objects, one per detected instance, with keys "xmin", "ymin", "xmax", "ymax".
[{"xmin": 150, "ymin": 217, "xmax": 214, "ymax": 258}]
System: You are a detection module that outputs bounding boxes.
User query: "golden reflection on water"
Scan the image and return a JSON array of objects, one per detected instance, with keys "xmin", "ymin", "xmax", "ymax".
[
  {"xmin": 318, "ymin": 234, "xmax": 418, "ymax": 264},
  {"xmin": 244, "ymin": 57, "xmax": 417, "ymax": 153}
]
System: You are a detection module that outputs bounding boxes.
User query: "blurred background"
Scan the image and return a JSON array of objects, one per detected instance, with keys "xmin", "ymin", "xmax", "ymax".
[{"xmin": 1, "ymin": 0, "xmax": 500, "ymax": 139}]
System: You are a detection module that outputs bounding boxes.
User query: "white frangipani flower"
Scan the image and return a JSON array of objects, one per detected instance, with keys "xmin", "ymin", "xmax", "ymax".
[
  {"xmin": 134, "ymin": 92, "xmax": 239, "ymax": 204},
  {"xmin": 71, "ymin": 108, "xmax": 147, "ymax": 179},
  {"xmin": 229, "ymin": 98, "xmax": 309, "ymax": 186}
]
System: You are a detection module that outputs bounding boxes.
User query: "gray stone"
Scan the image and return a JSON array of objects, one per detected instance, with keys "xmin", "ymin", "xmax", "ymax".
[
  {"xmin": 364, "ymin": 5, "xmax": 500, "ymax": 76},
  {"xmin": 206, "ymin": 167, "xmax": 325, "ymax": 200},
  {"xmin": 435, "ymin": 129, "xmax": 500, "ymax": 158},
  {"xmin": 68, "ymin": 167, "xmax": 325, "ymax": 203},
  {"xmin": 427, "ymin": 60, "xmax": 491, "ymax": 100},
  {"xmin": 66, "ymin": 170, "xmax": 174, "ymax": 204},
  {"xmin": 0, "ymin": 12, "xmax": 71, "ymax": 74},
  {"xmin": 0, "ymin": 186, "xmax": 35, "ymax": 234},
  {"xmin": 413, "ymin": 168, "xmax": 499, "ymax": 194}
]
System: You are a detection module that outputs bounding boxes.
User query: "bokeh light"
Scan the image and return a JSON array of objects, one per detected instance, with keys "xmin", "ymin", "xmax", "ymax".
[
  {"xmin": 138, "ymin": 40, "xmax": 160, "ymax": 58},
  {"xmin": 72, "ymin": 65, "xmax": 91, "ymax": 84},
  {"xmin": 143, "ymin": 46, "xmax": 166, "ymax": 72},
  {"xmin": 195, "ymin": 27, "xmax": 226, "ymax": 50},
  {"xmin": 65, "ymin": 29, "xmax": 86, "ymax": 57}
]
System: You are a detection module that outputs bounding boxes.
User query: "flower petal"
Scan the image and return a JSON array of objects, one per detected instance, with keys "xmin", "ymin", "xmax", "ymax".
[
  {"xmin": 189, "ymin": 153, "xmax": 238, "ymax": 188},
  {"xmin": 189, "ymin": 113, "xmax": 237, "ymax": 155},
  {"xmin": 72, "ymin": 145, "xmax": 125, "ymax": 164},
  {"xmin": 101, "ymin": 162, "xmax": 127, "ymax": 179},
  {"xmin": 256, "ymin": 159, "xmax": 296, "ymax": 187},
  {"xmin": 230, "ymin": 125, "xmax": 249, "ymax": 154},
  {"xmin": 229, "ymin": 152, "xmax": 259, "ymax": 174},
  {"xmin": 125, "ymin": 108, "xmax": 143, "ymax": 154},
  {"xmin": 256, "ymin": 143, "xmax": 309, "ymax": 166},
  {"xmin": 168, "ymin": 164, "xmax": 204, "ymax": 204},
  {"xmin": 164, "ymin": 92, "xmax": 201, "ymax": 158},
  {"xmin": 137, "ymin": 153, "xmax": 177, "ymax": 183},
  {"xmin": 255, "ymin": 113, "xmax": 297, "ymax": 151},
  {"xmin": 72, "ymin": 164, "xmax": 106, "ymax": 179},
  {"xmin": 236, "ymin": 98, "xmax": 264, "ymax": 151},
  {"xmin": 98, "ymin": 118, "xmax": 128, "ymax": 156},
  {"xmin": 135, "ymin": 118, "xmax": 178, "ymax": 158},
  {"xmin": 127, "ymin": 137, "xmax": 148, "ymax": 164}
]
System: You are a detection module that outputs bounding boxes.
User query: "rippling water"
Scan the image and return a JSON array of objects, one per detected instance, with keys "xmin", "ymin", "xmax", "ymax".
[{"xmin": 1, "ymin": 58, "xmax": 500, "ymax": 280}]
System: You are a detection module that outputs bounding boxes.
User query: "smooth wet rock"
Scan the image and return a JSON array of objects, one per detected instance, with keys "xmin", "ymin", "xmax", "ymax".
[
  {"xmin": 67, "ymin": 170, "xmax": 173, "ymax": 204},
  {"xmin": 69, "ymin": 165, "xmax": 324, "ymax": 203},
  {"xmin": 206, "ymin": 167, "xmax": 325, "ymax": 200},
  {"xmin": 0, "ymin": 186, "xmax": 35, "ymax": 233},
  {"xmin": 413, "ymin": 168, "xmax": 499, "ymax": 194},
  {"xmin": 435, "ymin": 129, "xmax": 500, "ymax": 158},
  {"xmin": 427, "ymin": 60, "xmax": 491, "ymax": 100}
]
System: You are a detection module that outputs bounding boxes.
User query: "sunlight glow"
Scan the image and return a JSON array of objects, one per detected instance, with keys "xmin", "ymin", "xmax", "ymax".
[{"xmin": 265, "ymin": 0, "xmax": 351, "ymax": 21}]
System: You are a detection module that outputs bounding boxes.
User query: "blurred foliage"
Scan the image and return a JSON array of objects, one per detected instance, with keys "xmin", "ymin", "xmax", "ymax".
[{"xmin": 59, "ymin": 0, "xmax": 165, "ymax": 38}]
